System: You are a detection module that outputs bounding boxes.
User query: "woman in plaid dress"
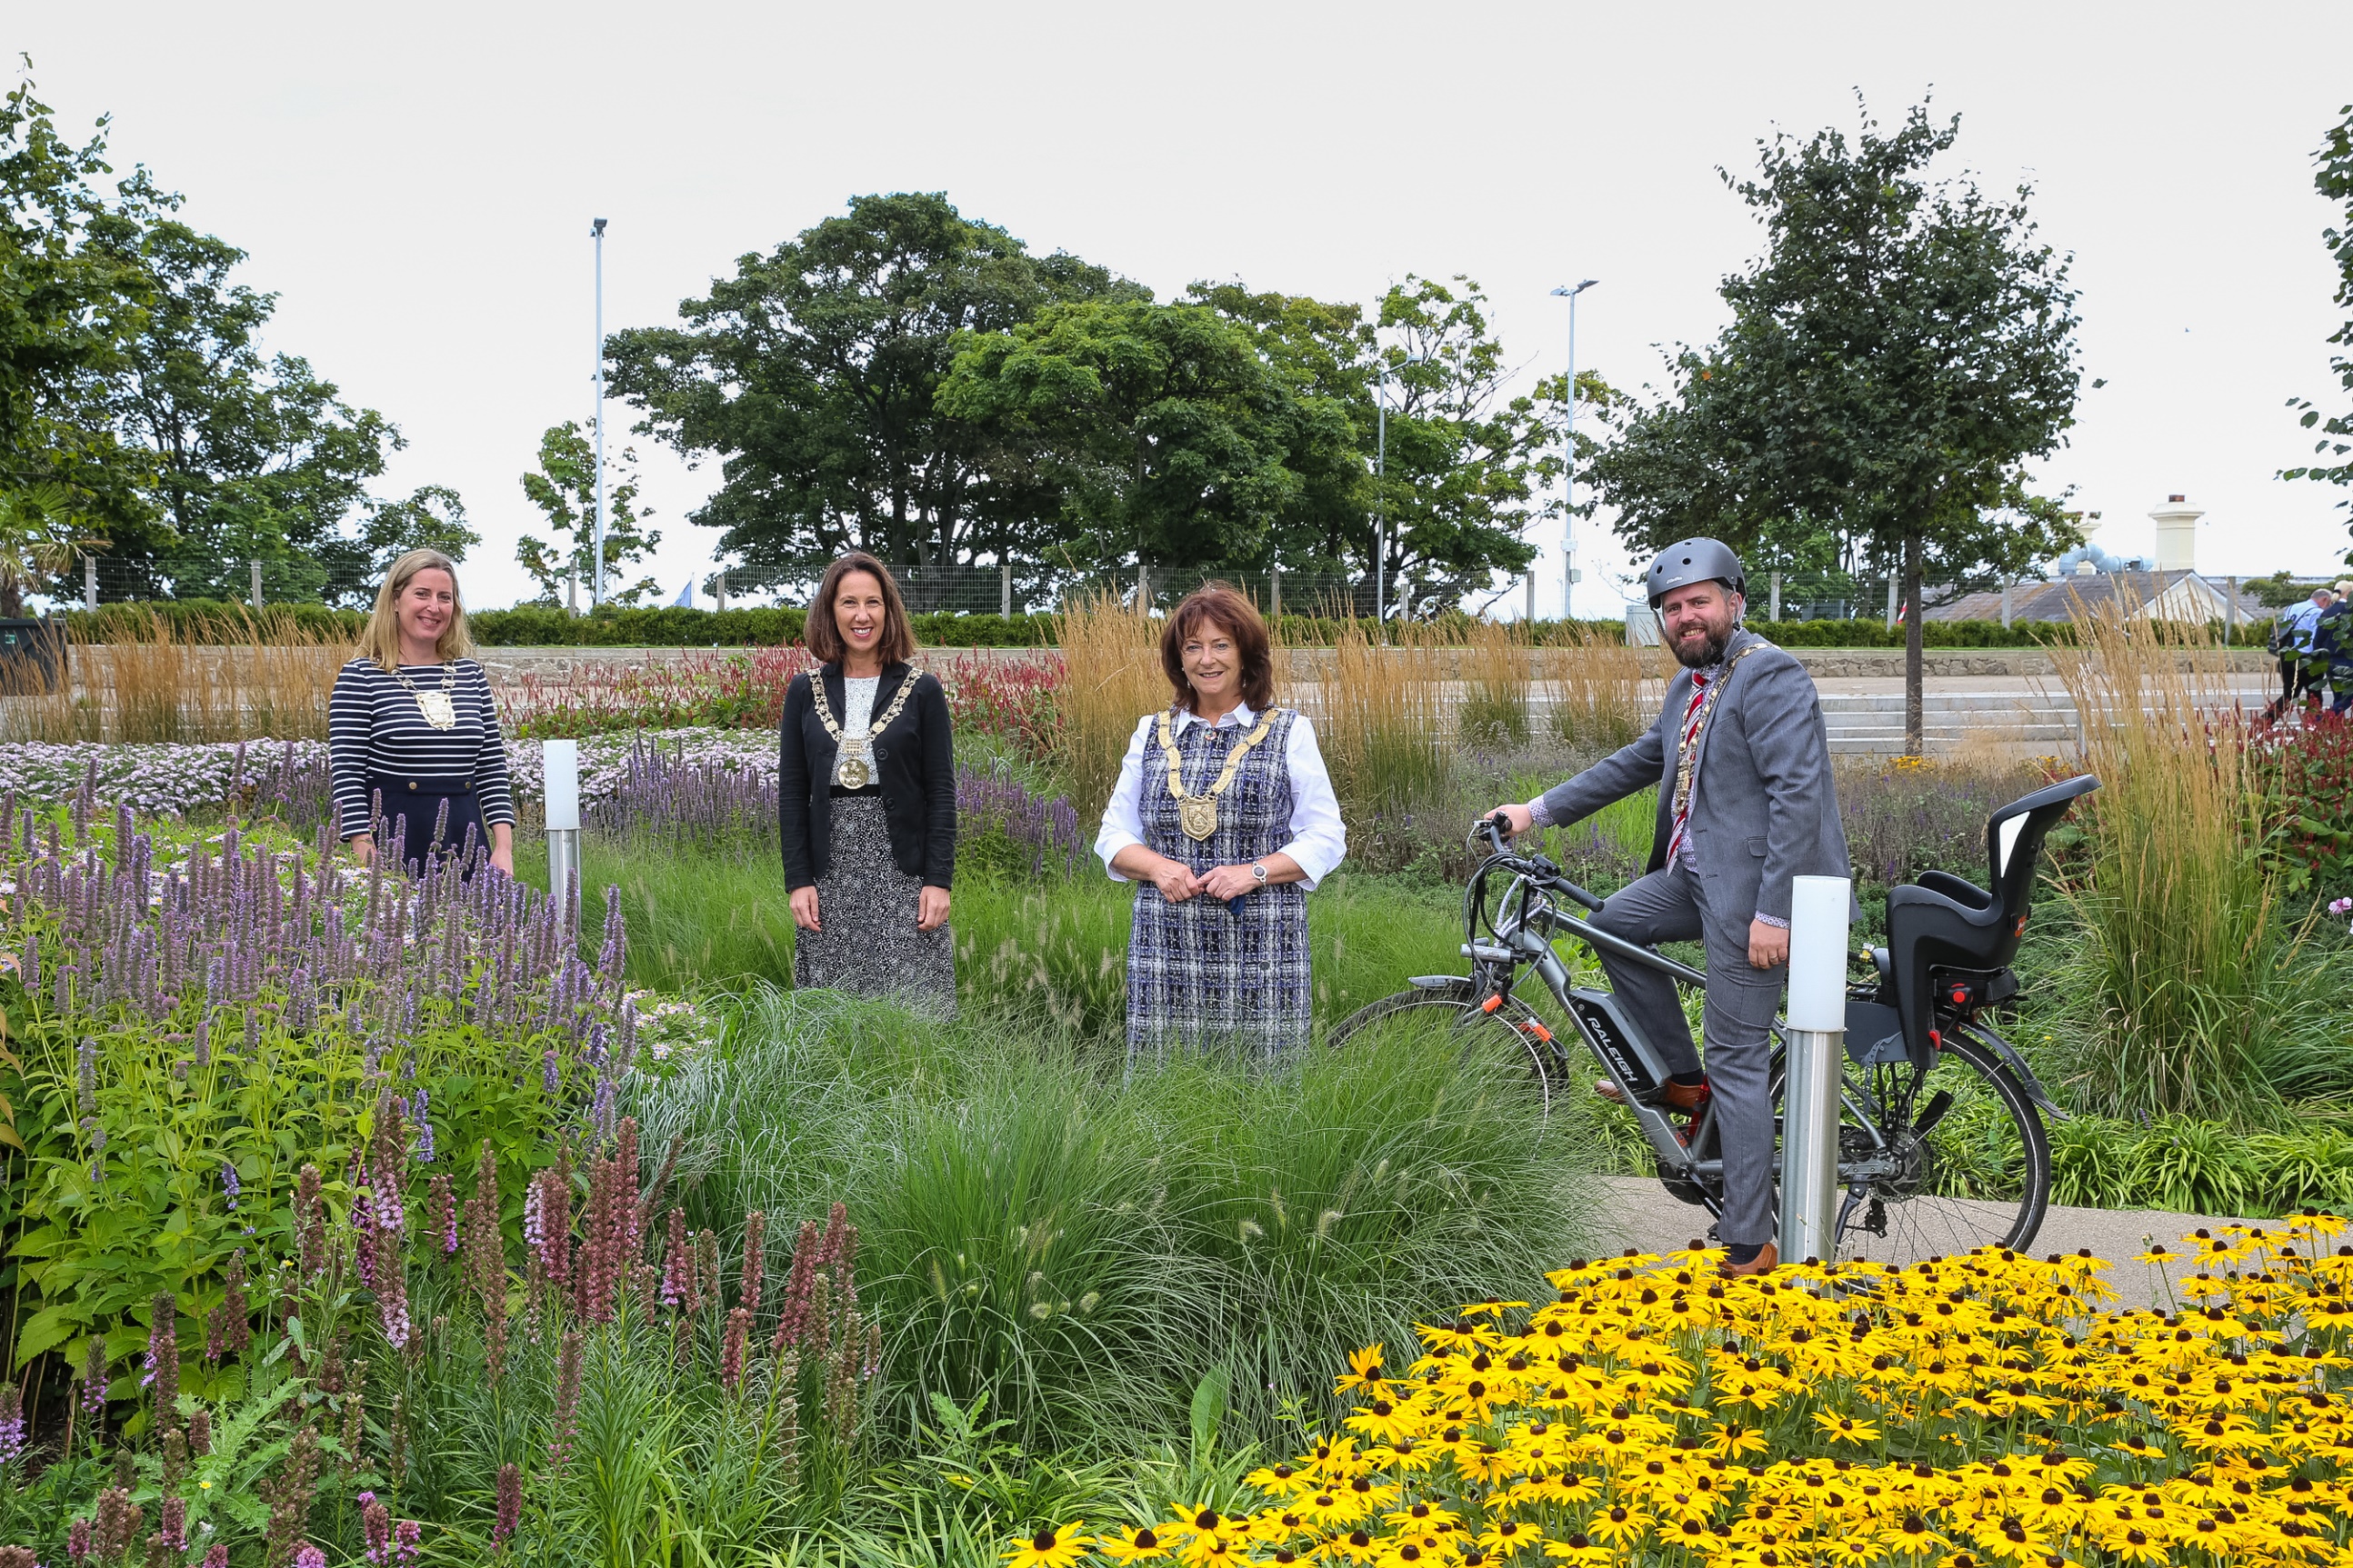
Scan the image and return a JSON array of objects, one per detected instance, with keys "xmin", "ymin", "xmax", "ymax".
[{"xmin": 1095, "ymin": 584, "xmax": 1346, "ymax": 1054}]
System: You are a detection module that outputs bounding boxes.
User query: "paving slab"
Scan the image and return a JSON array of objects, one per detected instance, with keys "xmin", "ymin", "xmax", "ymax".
[{"xmin": 1584, "ymin": 1174, "xmax": 2287, "ymax": 1311}]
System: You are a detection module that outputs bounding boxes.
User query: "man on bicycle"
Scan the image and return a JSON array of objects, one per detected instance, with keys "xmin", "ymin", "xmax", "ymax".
[{"xmin": 1486, "ymin": 539, "xmax": 1848, "ymax": 1278}]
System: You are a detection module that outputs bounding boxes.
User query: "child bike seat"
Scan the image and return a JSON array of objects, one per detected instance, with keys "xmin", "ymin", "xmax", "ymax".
[{"xmin": 1880, "ymin": 774, "xmax": 2098, "ymax": 1070}]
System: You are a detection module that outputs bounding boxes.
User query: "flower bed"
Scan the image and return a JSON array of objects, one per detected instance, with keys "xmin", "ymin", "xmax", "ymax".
[{"xmin": 1024, "ymin": 1218, "xmax": 2353, "ymax": 1568}]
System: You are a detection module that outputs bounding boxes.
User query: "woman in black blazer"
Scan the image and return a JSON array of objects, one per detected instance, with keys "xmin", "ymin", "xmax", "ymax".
[{"xmin": 778, "ymin": 553, "xmax": 957, "ymax": 1014}]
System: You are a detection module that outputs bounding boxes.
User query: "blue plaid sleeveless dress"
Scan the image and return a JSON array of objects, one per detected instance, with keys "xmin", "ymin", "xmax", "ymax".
[{"xmin": 1126, "ymin": 706, "xmax": 1313, "ymax": 1054}]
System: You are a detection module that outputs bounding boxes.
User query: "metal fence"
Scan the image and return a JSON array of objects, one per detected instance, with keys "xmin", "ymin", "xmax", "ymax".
[{"xmin": 22, "ymin": 554, "xmax": 2329, "ymax": 625}]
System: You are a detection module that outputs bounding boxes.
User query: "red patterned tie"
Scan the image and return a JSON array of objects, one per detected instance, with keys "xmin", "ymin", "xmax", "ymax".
[{"xmin": 1665, "ymin": 672, "xmax": 1710, "ymax": 866}]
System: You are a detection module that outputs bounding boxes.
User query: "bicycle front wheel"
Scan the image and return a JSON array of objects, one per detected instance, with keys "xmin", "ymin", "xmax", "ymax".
[
  {"xmin": 1831, "ymin": 1030, "xmax": 2052, "ymax": 1262},
  {"xmin": 1327, "ymin": 982, "xmax": 1560, "ymax": 1118}
]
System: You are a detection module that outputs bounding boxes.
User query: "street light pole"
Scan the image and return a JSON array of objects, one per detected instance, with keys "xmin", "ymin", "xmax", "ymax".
[
  {"xmin": 1550, "ymin": 279, "xmax": 1598, "ymax": 621},
  {"xmin": 591, "ymin": 218, "xmax": 609, "ymax": 610},
  {"xmin": 1375, "ymin": 362, "xmax": 1388, "ymax": 626}
]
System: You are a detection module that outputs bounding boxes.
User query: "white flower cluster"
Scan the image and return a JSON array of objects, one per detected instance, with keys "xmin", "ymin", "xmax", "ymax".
[
  {"xmin": 0, "ymin": 728, "xmax": 783, "ymax": 817},
  {"xmin": 502, "ymin": 728, "xmax": 781, "ymax": 805},
  {"xmin": 624, "ymin": 988, "xmax": 724, "ymax": 1065},
  {"xmin": 0, "ymin": 740, "xmax": 331, "ymax": 818}
]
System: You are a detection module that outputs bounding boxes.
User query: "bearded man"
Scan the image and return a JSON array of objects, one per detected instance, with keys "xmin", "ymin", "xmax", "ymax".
[{"xmin": 1486, "ymin": 539, "xmax": 1849, "ymax": 1277}]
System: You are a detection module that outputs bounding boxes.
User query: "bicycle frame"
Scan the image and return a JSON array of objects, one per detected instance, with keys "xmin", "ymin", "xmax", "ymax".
[{"xmin": 1426, "ymin": 846, "xmax": 1897, "ymax": 1221}]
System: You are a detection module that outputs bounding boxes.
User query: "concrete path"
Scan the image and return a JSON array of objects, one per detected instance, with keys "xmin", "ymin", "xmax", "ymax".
[{"xmin": 1586, "ymin": 1174, "xmax": 2282, "ymax": 1310}]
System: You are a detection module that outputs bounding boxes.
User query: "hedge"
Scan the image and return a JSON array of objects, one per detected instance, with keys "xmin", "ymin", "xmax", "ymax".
[{"xmin": 53, "ymin": 600, "xmax": 2281, "ymax": 651}]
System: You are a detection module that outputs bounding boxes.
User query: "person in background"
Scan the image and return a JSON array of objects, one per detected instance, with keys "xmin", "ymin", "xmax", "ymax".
[
  {"xmin": 1096, "ymin": 583, "xmax": 1345, "ymax": 1056},
  {"xmin": 2268, "ymin": 586, "xmax": 2331, "ymax": 721},
  {"xmin": 329, "ymin": 549, "xmax": 516, "ymax": 877},
  {"xmin": 778, "ymin": 553, "xmax": 956, "ymax": 1014},
  {"xmin": 2319, "ymin": 581, "xmax": 2353, "ymax": 716}
]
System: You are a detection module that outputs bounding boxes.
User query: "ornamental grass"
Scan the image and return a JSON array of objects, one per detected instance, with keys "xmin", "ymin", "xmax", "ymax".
[
  {"xmin": 1055, "ymin": 594, "xmax": 1171, "ymax": 824},
  {"xmin": 0, "ymin": 608, "xmax": 346, "ymax": 746},
  {"xmin": 1534, "ymin": 624, "xmax": 1650, "ymax": 754},
  {"xmin": 1017, "ymin": 1216, "xmax": 2353, "ymax": 1568},
  {"xmin": 1314, "ymin": 624, "xmax": 1450, "ymax": 828},
  {"xmin": 2047, "ymin": 595, "xmax": 2347, "ymax": 1124}
]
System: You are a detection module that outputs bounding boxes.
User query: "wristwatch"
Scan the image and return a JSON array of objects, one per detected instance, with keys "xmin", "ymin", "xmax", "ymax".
[{"xmin": 1250, "ymin": 861, "xmax": 1268, "ymax": 885}]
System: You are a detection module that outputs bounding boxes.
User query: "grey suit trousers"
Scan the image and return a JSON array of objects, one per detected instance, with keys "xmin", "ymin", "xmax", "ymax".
[{"xmin": 1588, "ymin": 862, "xmax": 1783, "ymax": 1247}]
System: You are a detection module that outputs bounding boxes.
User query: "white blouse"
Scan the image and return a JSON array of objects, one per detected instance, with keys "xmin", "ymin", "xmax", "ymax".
[{"xmin": 1094, "ymin": 703, "xmax": 1348, "ymax": 890}]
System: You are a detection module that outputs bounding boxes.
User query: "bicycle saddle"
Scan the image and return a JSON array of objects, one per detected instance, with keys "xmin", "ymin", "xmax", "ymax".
[{"xmin": 1880, "ymin": 774, "xmax": 2099, "ymax": 1069}]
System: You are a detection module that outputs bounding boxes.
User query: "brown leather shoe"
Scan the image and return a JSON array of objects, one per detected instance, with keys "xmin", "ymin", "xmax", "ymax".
[
  {"xmin": 1719, "ymin": 1241, "xmax": 1777, "ymax": 1279},
  {"xmin": 1595, "ymin": 1078, "xmax": 1708, "ymax": 1112}
]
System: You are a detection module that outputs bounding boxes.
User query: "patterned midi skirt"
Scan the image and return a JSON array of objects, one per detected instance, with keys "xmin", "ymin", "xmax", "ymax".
[{"xmin": 793, "ymin": 795, "xmax": 956, "ymax": 1016}]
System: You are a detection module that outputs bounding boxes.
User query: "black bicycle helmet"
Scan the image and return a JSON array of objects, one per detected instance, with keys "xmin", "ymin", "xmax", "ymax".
[{"xmin": 1644, "ymin": 537, "xmax": 1747, "ymax": 608}]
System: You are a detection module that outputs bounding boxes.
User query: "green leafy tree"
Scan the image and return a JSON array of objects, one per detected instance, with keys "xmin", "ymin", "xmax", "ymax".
[
  {"xmin": 83, "ymin": 212, "xmax": 404, "ymax": 603},
  {"xmin": 1587, "ymin": 100, "xmax": 2085, "ymax": 751},
  {"xmin": 1185, "ymin": 281, "xmax": 1375, "ymax": 574},
  {"xmin": 0, "ymin": 68, "xmax": 156, "ymax": 554},
  {"xmin": 346, "ymin": 483, "xmax": 479, "ymax": 594},
  {"xmin": 517, "ymin": 421, "xmax": 659, "ymax": 608},
  {"xmin": 607, "ymin": 192, "xmax": 1137, "ymax": 596},
  {"xmin": 937, "ymin": 297, "xmax": 1315, "ymax": 581},
  {"xmin": 2284, "ymin": 103, "xmax": 2353, "ymax": 568},
  {"xmin": 1359, "ymin": 276, "xmax": 1560, "ymax": 614}
]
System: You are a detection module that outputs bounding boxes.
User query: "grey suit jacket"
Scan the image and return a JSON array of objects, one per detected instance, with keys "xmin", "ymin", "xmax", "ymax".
[{"xmin": 1536, "ymin": 628, "xmax": 1849, "ymax": 931}]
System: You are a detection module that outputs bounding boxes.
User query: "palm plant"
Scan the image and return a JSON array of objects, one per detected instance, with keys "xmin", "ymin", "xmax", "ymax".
[{"xmin": 0, "ymin": 483, "xmax": 105, "ymax": 617}]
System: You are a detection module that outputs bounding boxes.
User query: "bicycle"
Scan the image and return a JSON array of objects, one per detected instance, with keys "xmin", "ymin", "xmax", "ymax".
[{"xmin": 1325, "ymin": 774, "xmax": 2099, "ymax": 1262}]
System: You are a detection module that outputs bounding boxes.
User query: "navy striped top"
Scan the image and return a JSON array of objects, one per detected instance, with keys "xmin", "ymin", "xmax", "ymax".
[{"xmin": 327, "ymin": 657, "xmax": 517, "ymax": 840}]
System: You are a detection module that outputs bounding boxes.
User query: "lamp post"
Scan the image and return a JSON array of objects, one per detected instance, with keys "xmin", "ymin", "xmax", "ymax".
[
  {"xmin": 1372, "ymin": 355, "xmax": 1425, "ymax": 627},
  {"xmin": 590, "ymin": 217, "xmax": 609, "ymax": 610},
  {"xmin": 1550, "ymin": 280, "xmax": 1598, "ymax": 620}
]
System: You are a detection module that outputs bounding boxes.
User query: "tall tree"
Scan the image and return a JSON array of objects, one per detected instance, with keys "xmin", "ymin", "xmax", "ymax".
[
  {"xmin": 342, "ymin": 483, "xmax": 479, "ymax": 600},
  {"xmin": 0, "ymin": 70, "xmax": 155, "ymax": 577},
  {"xmin": 2284, "ymin": 103, "xmax": 2353, "ymax": 568},
  {"xmin": 606, "ymin": 192, "xmax": 1137, "ymax": 594},
  {"xmin": 1185, "ymin": 281, "xmax": 1375, "ymax": 574},
  {"xmin": 1358, "ymin": 276, "xmax": 1557, "ymax": 614},
  {"xmin": 1, "ymin": 68, "xmax": 462, "ymax": 611},
  {"xmin": 937, "ymin": 297, "xmax": 1312, "ymax": 580},
  {"xmin": 516, "ymin": 422, "xmax": 660, "ymax": 608},
  {"xmin": 1587, "ymin": 101, "xmax": 2084, "ymax": 751},
  {"xmin": 85, "ymin": 214, "xmax": 403, "ymax": 602}
]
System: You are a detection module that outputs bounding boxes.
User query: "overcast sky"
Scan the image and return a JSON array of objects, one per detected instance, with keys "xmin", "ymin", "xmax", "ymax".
[{"xmin": 15, "ymin": 1, "xmax": 2352, "ymax": 615}]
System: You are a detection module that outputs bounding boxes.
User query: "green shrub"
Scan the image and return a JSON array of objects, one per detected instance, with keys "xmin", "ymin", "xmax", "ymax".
[
  {"xmin": 2050, "ymin": 1112, "xmax": 2353, "ymax": 1216},
  {"xmin": 630, "ymin": 992, "xmax": 1598, "ymax": 1451}
]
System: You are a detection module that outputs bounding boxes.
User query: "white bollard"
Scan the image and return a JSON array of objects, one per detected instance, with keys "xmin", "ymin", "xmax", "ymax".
[
  {"xmin": 1778, "ymin": 874, "xmax": 1853, "ymax": 1265},
  {"xmin": 544, "ymin": 739, "xmax": 582, "ymax": 910}
]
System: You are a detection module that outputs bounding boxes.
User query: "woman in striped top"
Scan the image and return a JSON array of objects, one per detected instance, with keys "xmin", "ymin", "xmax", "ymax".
[{"xmin": 328, "ymin": 548, "xmax": 517, "ymax": 876}]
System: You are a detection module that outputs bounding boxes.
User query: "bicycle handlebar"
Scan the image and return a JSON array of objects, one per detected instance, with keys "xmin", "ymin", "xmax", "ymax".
[{"xmin": 1473, "ymin": 813, "xmax": 1606, "ymax": 913}]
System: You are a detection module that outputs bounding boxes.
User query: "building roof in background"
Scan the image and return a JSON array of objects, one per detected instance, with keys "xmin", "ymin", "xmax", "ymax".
[{"xmin": 1926, "ymin": 570, "xmax": 2268, "ymax": 623}]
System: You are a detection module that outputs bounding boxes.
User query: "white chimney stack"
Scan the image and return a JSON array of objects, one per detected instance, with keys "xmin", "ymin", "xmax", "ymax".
[{"xmin": 2148, "ymin": 494, "xmax": 2204, "ymax": 572}]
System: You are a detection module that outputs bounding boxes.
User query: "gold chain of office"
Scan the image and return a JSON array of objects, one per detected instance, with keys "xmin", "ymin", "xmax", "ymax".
[
  {"xmin": 1157, "ymin": 708, "xmax": 1277, "ymax": 842},
  {"xmin": 812, "ymin": 673, "xmax": 921, "ymax": 791}
]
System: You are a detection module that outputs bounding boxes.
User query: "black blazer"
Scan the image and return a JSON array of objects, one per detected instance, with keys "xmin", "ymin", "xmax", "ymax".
[{"xmin": 778, "ymin": 662, "xmax": 956, "ymax": 892}]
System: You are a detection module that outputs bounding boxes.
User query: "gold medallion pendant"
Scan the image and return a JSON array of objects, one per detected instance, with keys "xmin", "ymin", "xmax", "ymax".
[
  {"xmin": 812, "ymin": 672, "xmax": 920, "ymax": 795},
  {"xmin": 415, "ymin": 689, "xmax": 457, "ymax": 730},
  {"xmin": 1157, "ymin": 708, "xmax": 1276, "ymax": 846}
]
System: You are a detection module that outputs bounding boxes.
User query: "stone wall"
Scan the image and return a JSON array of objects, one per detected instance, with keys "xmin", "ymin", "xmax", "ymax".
[{"xmin": 466, "ymin": 642, "xmax": 2276, "ymax": 684}]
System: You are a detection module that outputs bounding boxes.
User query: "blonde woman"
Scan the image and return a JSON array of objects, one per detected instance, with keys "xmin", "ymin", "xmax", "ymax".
[{"xmin": 328, "ymin": 549, "xmax": 516, "ymax": 876}]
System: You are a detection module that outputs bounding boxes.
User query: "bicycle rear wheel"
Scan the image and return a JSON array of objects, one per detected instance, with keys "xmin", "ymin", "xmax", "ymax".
[
  {"xmin": 1828, "ymin": 1030, "xmax": 2051, "ymax": 1262},
  {"xmin": 1327, "ymin": 982, "xmax": 1559, "ymax": 1117}
]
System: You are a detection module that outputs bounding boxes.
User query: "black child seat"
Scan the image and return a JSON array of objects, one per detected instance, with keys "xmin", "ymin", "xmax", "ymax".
[{"xmin": 1872, "ymin": 774, "xmax": 2100, "ymax": 1070}]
